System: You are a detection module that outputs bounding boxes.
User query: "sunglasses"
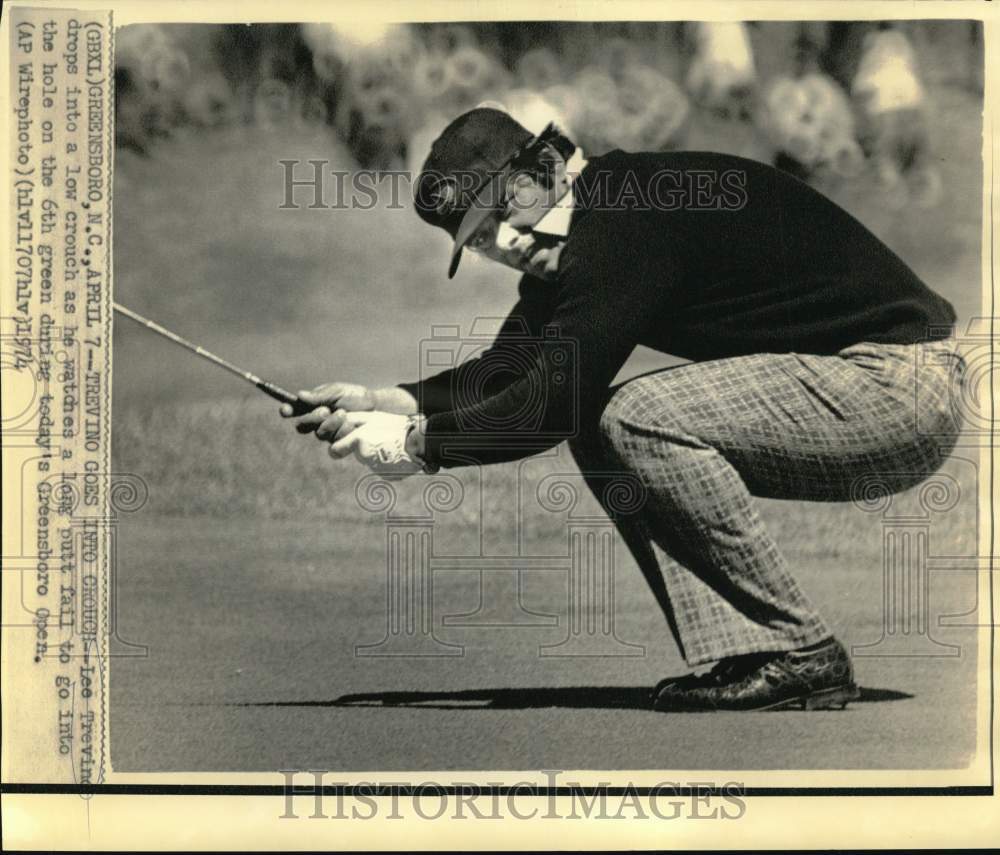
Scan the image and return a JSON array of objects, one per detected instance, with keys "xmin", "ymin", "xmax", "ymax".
[{"xmin": 461, "ymin": 124, "xmax": 567, "ymax": 255}]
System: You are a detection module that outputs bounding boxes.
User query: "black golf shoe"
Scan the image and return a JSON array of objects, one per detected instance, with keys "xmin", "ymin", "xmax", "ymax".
[{"xmin": 651, "ymin": 638, "xmax": 859, "ymax": 712}]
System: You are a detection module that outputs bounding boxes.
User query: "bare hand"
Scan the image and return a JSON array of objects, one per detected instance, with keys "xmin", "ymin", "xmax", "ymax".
[{"xmin": 279, "ymin": 382, "xmax": 375, "ymax": 434}]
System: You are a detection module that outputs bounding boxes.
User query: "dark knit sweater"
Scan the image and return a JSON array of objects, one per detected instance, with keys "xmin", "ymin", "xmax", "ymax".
[{"xmin": 400, "ymin": 150, "xmax": 956, "ymax": 468}]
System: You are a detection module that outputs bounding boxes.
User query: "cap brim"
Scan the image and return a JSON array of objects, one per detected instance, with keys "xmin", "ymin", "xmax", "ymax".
[{"xmin": 447, "ymin": 169, "xmax": 508, "ymax": 279}]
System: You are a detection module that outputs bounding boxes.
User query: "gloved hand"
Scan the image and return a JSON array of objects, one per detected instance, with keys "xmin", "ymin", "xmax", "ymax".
[{"xmin": 328, "ymin": 411, "xmax": 423, "ymax": 478}]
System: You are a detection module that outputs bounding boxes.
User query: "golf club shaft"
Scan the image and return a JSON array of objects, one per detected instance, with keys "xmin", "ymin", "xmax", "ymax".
[{"xmin": 113, "ymin": 302, "xmax": 311, "ymax": 414}]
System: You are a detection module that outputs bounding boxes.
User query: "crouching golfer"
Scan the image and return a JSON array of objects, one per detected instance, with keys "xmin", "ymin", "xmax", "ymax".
[{"xmin": 282, "ymin": 108, "xmax": 964, "ymax": 712}]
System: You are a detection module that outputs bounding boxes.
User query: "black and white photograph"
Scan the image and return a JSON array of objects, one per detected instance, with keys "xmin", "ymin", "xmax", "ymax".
[
  {"xmin": 106, "ymin": 13, "xmax": 990, "ymax": 775},
  {"xmin": 2, "ymin": 1, "xmax": 997, "ymax": 849}
]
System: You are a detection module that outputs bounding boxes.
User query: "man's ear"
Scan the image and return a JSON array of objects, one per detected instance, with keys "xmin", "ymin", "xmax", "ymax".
[{"xmin": 511, "ymin": 172, "xmax": 536, "ymax": 191}]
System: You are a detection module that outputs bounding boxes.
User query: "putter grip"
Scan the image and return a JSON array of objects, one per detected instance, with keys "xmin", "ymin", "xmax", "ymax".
[{"xmin": 257, "ymin": 381, "xmax": 314, "ymax": 415}]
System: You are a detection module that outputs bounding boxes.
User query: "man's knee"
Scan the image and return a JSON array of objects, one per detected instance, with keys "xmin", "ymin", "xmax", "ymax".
[
  {"xmin": 596, "ymin": 379, "xmax": 664, "ymax": 453},
  {"xmin": 596, "ymin": 376, "xmax": 717, "ymax": 476}
]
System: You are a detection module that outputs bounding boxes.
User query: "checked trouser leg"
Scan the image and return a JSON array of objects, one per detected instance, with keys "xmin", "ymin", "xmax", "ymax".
[{"xmin": 568, "ymin": 341, "xmax": 963, "ymax": 666}]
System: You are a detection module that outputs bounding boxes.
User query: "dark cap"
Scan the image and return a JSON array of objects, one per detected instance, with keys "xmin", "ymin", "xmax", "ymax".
[{"xmin": 413, "ymin": 108, "xmax": 534, "ymax": 278}]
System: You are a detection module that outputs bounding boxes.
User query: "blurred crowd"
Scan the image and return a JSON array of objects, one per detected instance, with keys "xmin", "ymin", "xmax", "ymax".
[{"xmin": 115, "ymin": 21, "xmax": 983, "ymax": 208}]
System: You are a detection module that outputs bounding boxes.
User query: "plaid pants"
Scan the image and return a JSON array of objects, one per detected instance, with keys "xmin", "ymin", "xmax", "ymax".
[{"xmin": 569, "ymin": 339, "xmax": 965, "ymax": 665}]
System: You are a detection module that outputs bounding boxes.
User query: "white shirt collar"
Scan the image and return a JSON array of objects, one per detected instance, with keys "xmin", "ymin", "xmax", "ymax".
[{"xmin": 532, "ymin": 148, "xmax": 588, "ymax": 238}]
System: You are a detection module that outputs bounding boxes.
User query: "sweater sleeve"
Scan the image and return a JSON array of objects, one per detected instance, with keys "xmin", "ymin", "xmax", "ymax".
[
  {"xmin": 423, "ymin": 214, "xmax": 682, "ymax": 468},
  {"xmin": 396, "ymin": 275, "xmax": 558, "ymax": 416}
]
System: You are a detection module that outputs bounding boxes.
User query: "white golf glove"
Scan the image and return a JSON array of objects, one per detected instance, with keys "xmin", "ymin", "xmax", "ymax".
[{"xmin": 329, "ymin": 411, "xmax": 423, "ymax": 478}]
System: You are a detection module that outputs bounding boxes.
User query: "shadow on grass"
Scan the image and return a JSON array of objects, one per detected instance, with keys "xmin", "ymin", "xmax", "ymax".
[{"xmin": 237, "ymin": 686, "xmax": 912, "ymax": 710}]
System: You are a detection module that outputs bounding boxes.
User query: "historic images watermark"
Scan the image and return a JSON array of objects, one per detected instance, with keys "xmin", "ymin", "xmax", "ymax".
[
  {"xmin": 847, "ymin": 319, "xmax": 995, "ymax": 658},
  {"xmin": 349, "ymin": 318, "xmax": 648, "ymax": 659},
  {"xmin": 349, "ymin": 317, "xmax": 995, "ymax": 664},
  {"xmin": 278, "ymin": 770, "xmax": 747, "ymax": 821},
  {"xmin": 277, "ymin": 159, "xmax": 749, "ymax": 213},
  {"xmin": 351, "ymin": 463, "xmax": 647, "ymax": 659}
]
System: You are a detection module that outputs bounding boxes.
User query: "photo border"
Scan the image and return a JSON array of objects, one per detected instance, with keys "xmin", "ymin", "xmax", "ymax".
[{"xmin": 1, "ymin": 0, "xmax": 997, "ymax": 849}]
